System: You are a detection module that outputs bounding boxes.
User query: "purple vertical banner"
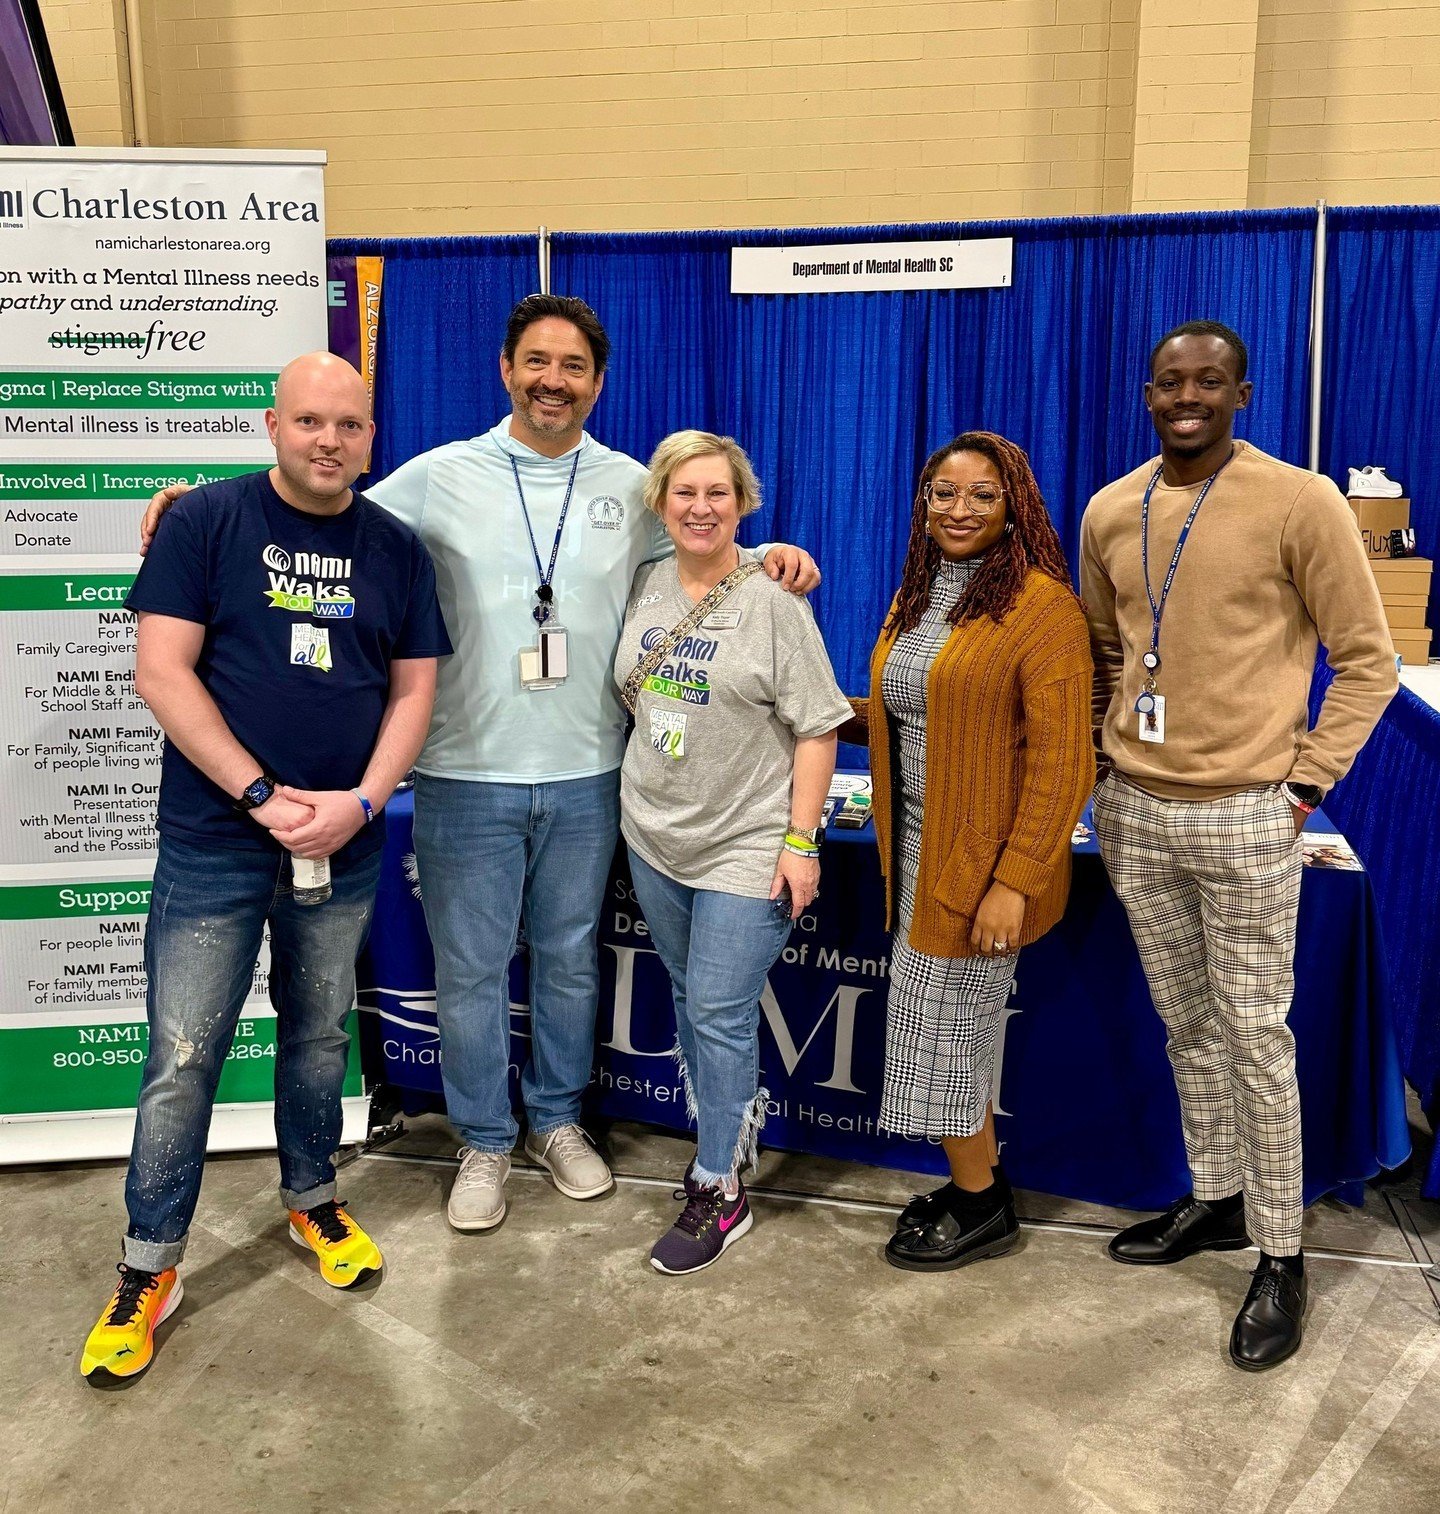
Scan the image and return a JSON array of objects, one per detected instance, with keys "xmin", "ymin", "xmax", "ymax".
[
  {"xmin": 0, "ymin": 0, "xmax": 70, "ymax": 146},
  {"xmin": 327, "ymin": 254, "xmax": 362, "ymax": 368},
  {"xmin": 327, "ymin": 252, "xmax": 382, "ymax": 474}
]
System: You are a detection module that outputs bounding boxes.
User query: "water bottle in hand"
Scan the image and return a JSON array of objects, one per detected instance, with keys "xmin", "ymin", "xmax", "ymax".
[{"xmin": 293, "ymin": 856, "xmax": 331, "ymax": 906}]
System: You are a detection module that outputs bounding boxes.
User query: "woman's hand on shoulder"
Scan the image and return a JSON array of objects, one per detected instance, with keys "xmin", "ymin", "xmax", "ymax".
[{"xmin": 762, "ymin": 544, "xmax": 821, "ymax": 595}]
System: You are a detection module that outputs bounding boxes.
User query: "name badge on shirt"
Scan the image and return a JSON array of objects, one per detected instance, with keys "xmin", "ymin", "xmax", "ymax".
[
  {"xmin": 701, "ymin": 608, "xmax": 743, "ymax": 630},
  {"xmin": 1137, "ymin": 692, "xmax": 1166, "ymax": 744},
  {"xmin": 519, "ymin": 624, "xmax": 568, "ymax": 690},
  {"xmin": 290, "ymin": 623, "xmax": 332, "ymax": 672}
]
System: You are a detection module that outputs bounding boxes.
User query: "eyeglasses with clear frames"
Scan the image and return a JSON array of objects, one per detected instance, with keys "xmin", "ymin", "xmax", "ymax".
[{"xmin": 923, "ymin": 481, "xmax": 1005, "ymax": 517}]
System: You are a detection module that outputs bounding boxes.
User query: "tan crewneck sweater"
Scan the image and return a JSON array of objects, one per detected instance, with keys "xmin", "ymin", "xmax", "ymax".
[{"xmin": 1080, "ymin": 441, "xmax": 1397, "ymax": 801}]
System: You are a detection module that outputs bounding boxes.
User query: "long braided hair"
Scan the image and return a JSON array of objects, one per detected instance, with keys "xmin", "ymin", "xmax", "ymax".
[{"xmin": 885, "ymin": 431, "xmax": 1072, "ymax": 636}]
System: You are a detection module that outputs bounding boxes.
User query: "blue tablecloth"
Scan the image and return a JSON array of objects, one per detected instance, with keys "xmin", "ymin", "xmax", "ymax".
[
  {"xmin": 357, "ymin": 787, "xmax": 1410, "ymax": 1211},
  {"xmin": 1312, "ymin": 673, "xmax": 1440, "ymax": 1198}
]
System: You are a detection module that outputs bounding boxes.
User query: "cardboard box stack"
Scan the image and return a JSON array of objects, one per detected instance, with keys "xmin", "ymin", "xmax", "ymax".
[{"xmin": 1346, "ymin": 495, "xmax": 1433, "ymax": 666}]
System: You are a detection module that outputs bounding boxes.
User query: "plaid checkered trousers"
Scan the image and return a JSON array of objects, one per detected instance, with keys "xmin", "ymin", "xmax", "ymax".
[{"xmin": 1092, "ymin": 771, "xmax": 1304, "ymax": 1255}]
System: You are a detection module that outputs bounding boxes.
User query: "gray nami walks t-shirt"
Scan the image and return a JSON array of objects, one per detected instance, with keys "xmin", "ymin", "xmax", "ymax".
[{"xmin": 613, "ymin": 557, "xmax": 852, "ymax": 899}]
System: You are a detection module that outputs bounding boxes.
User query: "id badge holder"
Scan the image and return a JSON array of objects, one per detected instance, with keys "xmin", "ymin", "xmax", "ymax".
[
  {"xmin": 1136, "ymin": 690, "xmax": 1166, "ymax": 744},
  {"xmin": 519, "ymin": 622, "xmax": 568, "ymax": 690}
]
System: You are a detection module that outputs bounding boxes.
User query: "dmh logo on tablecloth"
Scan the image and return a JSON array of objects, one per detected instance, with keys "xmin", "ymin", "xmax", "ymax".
[{"xmin": 602, "ymin": 936, "xmax": 1020, "ymax": 1116}]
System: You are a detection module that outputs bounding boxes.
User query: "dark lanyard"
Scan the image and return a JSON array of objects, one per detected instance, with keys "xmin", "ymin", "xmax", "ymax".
[
  {"xmin": 1139, "ymin": 447, "xmax": 1234, "ymax": 673},
  {"xmin": 508, "ymin": 450, "xmax": 580, "ymax": 624}
]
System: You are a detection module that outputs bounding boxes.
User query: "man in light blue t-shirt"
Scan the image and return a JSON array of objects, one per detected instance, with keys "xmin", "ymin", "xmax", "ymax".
[{"xmin": 142, "ymin": 295, "xmax": 817, "ymax": 1233}]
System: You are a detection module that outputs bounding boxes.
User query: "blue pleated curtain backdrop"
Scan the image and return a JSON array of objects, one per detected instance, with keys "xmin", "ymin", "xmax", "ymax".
[
  {"xmin": 328, "ymin": 234, "xmax": 538, "ymax": 482},
  {"xmin": 331, "ymin": 211, "xmax": 1317, "ymax": 695},
  {"xmin": 1322, "ymin": 205, "xmax": 1440, "ymax": 598},
  {"xmin": 329, "ymin": 210, "xmax": 1440, "ymax": 1191},
  {"xmin": 549, "ymin": 209, "xmax": 1316, "ymax": 693}
]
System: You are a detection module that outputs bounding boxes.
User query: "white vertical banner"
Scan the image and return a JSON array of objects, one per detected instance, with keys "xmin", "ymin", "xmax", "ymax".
[{"xmin": 0, "ymin": 148, "xmax": 364, "ymax": 1162}]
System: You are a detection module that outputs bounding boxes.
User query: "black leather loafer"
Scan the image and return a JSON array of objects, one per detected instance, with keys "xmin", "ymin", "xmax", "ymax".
[
  {"xmin": 885, "ymin": 1200, "xmax": 1020, "ymax": 1272},
  {"xmin": 1107, "ymin": 1193, "xmax": 1250, "ymax": 1265},
  {"xmin": 897, "ymin": 1184, "xmax": 950, "ymax": 1232},
  {"xmin": 897, "ymin": 1171, "xmax": 1012, "ymax": 1232},
  {"xmin": 1230, "ymin": 1258, "xmax": 1307, "ymax": 1370}
]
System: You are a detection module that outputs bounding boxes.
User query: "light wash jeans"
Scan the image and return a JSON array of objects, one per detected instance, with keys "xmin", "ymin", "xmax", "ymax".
[
  {"xmin": 124, "ymin": 835, "xmax": 380, "ymax": 1271},
  {"xmin": 627, "ymin": 848, "xmax": 793, "ymax": 1186},
  {"xmin": 412, "ymin": 770, "xmax": 620, "ymax": 1153}
]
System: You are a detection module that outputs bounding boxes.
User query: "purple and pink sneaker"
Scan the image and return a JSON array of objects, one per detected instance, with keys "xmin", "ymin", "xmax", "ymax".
[{"xmin": 649, "ymin": 1178, "xmax": 752, "ymax": 1275}]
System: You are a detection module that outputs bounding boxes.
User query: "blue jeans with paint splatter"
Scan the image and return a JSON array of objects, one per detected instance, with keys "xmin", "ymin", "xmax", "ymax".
[{"xmin": 122, "ymin": 835, "xmax": 381, "ymax": 1271}]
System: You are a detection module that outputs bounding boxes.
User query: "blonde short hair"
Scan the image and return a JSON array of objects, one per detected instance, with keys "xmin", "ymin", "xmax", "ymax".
[{"xmin": 643, "ymin": 430, "xmax": 763, "ymax": 518}]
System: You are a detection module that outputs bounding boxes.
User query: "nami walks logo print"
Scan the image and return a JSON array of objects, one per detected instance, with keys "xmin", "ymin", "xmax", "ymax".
[{"xmin": 260, "ymin": 543, "xmax": 356, "ymax": 617}]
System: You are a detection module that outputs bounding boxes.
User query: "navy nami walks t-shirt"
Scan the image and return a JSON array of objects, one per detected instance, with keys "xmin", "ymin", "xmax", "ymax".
[{"xmin": 126, "ymin": 470, "xmax": 452, "ymax": 860}]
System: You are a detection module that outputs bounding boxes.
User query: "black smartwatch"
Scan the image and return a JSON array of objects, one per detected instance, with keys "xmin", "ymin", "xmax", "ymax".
[
  {"xmin": 233, "ymin": 773, "xmax": 279, "ymax": 813},
  {"xmin": 1281, "ymin": 781, "xmax": 1324, "ymax": 813}
]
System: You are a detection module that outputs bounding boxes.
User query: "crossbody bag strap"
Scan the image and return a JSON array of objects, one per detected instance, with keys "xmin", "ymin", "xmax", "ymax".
[{"xmin": 621, "ymin": 558, "xmax": 762, "ymax": 715}]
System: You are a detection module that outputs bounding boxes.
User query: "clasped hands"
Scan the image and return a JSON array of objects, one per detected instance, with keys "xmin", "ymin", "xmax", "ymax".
[{"xmin": 249, "ymin": 787, "xmax": 367, "ymax": 860}]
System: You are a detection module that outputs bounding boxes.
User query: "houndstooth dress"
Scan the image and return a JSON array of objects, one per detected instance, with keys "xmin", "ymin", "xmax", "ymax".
[{"xmin": 877, "ymin": 556, "xmax": 1019, "ymax": 1139}]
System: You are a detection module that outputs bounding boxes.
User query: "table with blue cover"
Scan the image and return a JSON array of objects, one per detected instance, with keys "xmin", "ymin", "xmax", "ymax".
[
  {"xmin": 1310, "ymin": 673, "xmax": 1440, "ymax": 1200},
  {"xmin": 357, "ymin": 785, "xmax": 1410, "ymax": 1211}
]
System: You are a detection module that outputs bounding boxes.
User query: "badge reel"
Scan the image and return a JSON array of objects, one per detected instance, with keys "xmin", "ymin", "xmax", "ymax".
[
  {"xmin": 1136, "ymin": 649, "xmax": 1165, "ymax": 744},
  {"xmin": 519, "ymin": 586, "xmax": 568, "ymax": 691}
]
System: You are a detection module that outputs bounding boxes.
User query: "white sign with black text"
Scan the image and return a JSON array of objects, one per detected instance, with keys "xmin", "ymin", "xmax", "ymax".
[{"xmin": 730, "ymin": 237, "xmax": 1013, "ymax": 295}]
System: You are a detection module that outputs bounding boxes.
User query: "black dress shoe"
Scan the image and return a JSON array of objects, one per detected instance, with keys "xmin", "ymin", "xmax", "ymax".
[
  {"xmin": 897, "ymin": 1184, "xmax": 949, "ymax": 1232},
  {"xmin": 885, "ymin": 1198, "xmax": 1020, "ymax": 1272},
  {"xmin": 1107, "ymin": 1193, "xmax": 1250, "ymax": 1265},
  {"xmin": 1230, "ymin": 1258, "xmax": 1307, "ymax": 1370},
  {"xmin": 897, "ymin": 1170, "xmax": 1011, "ymax": 1232}
]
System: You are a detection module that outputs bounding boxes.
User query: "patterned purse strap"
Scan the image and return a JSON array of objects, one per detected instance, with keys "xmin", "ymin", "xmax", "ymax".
[{"xmin": 621, "ymin": 558, "xmax": 763, "ymax": 715}]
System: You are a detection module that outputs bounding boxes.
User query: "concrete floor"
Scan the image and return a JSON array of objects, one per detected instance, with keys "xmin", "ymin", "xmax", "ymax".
[{"xmin": 4, "ymin": 1114, "xmax": 1439, "ymax": 1514}]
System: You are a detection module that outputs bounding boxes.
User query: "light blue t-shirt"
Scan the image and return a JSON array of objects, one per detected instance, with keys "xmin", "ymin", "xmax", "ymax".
[{"xmin": 369, "ymin": 421, "xmax": 668, "ymax": 782}]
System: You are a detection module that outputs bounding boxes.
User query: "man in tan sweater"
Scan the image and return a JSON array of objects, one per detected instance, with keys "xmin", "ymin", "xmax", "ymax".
[{"xmin": 1081, "ymin": 320, "xmax": 1396, "ymax": 1372}]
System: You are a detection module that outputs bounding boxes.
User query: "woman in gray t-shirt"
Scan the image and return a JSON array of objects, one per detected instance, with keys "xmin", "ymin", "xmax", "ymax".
[{"xmin": 613, "ymin": 430, "xmax": 851, "ymax": 1277}]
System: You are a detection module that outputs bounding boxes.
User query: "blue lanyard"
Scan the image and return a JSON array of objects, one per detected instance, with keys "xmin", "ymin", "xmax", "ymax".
[
  {"xmin": 508, "ymin": 450, "xmax": 580, "ymax": 621},
  {"xmin": 1140, "ymin": 447, "xmax": 1234, "ymax": 669}
]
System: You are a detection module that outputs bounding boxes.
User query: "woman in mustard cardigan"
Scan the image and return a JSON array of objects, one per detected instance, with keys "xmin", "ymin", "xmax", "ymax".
[{"xmin": 845, "ymin": 431, "xmax": 1094, "ymax": 1272}]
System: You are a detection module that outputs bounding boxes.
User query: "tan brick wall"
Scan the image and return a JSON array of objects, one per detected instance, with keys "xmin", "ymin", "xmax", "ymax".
[
  {"xmin": 1130, "ymin": 0, "xmax": 1261, "ymax": 211},
  {"xmin": 36, "ymin": 0, "xmax": 133, "ymax": 146},
  {"xmin": 1250, "ymin": 0, "xmax": 1440, "ymax": 207},
  {"xmin": 73, "ymin": 0, "xmax": 1138, "ymax": 234},
  {"xmin": 25, "ymin": 0, "xmax": 1440, "ymax": 230},
  {"xmin": 137, "ymin": 0, "xmax": 169, "ymax": 147}
]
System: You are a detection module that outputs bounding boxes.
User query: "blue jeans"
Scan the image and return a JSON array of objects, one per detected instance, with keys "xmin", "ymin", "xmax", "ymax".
[
  {"xmin": 412, "ymin": 771, "xmax": 620, "ymax": 1152},
  {"xmin": 124, "ymin": 836, "xmax": 380, "ymax": 1270},
  {"xmin": 627, "ymin": 849, "xmax": 793, "ymax": 1186}
]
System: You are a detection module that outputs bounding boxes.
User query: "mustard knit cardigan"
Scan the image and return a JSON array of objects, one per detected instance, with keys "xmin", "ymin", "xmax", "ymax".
[{"xmin": 847, "ymin": 568, "xmax": 1096, "ymax": 958}]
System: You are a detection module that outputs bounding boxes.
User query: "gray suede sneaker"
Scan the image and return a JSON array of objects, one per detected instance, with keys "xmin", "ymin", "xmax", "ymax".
[
  {"xmin": 524, "ymin": 1124, "xmax": 614, "ymax": 1200},
  {"xmin": 447, "ymin": 1148, "xmax": 510, "ymax": 1231}
]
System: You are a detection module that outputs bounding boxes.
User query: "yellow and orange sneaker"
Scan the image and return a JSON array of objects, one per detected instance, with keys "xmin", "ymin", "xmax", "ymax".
[
  {"xmin": 81, "ymin": 1263, "xmax": 183, "ymax": 1386},
  {"xmin": 288, "ymin": 1199, "xmax": 383, "ymax": 1288}
]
